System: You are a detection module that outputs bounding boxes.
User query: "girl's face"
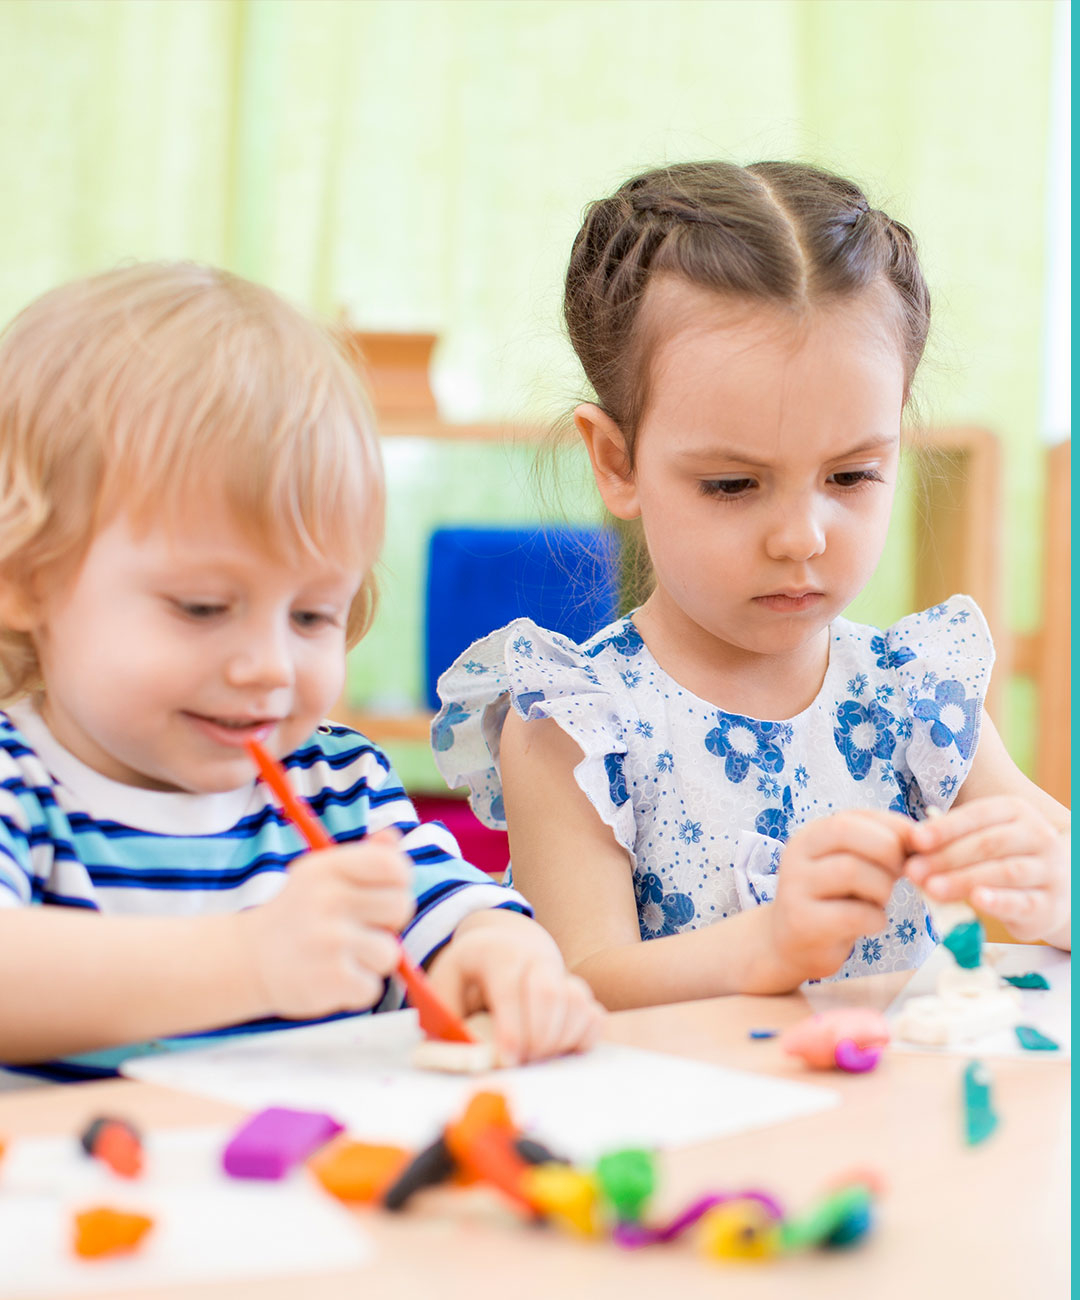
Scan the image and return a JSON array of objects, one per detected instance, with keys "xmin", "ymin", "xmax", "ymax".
[
  {"xmin": 594, "ymin": 283, "xmax": 906, "ymax": 678},
  {"xmin": 27, "ymin": 492, "xmax": 362, "ymax": 792}
]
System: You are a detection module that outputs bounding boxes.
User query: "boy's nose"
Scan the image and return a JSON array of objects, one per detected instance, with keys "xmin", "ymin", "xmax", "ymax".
[
  {"xmin": 225, "ymin": 628, "xmax": 295, "ymax": 691},
  {"xmin": 764, "ymin": 499, "xmax": 827, "ymax": 563}
]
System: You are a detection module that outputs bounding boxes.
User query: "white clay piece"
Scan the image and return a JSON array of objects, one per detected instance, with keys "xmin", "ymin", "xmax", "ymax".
[{"xmin": 411, "ymin": 1013, "xmax": 506, "ymax": 1074}]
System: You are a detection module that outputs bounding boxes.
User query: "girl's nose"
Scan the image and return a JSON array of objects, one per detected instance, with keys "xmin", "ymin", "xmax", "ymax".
[{"xmin": 764, "ymin": 498, "xmax": 827, "ymax": 563}]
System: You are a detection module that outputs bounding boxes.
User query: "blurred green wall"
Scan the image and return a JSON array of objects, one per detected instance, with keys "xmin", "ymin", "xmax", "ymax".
[{"xmin": 0, "ymin": 0, "xmax": 1059, "ymax": 786}]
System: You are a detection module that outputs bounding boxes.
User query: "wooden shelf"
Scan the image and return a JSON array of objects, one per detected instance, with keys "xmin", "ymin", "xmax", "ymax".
[
  {"xmin": 378, "ymin": 417, "xmax": 540, "ymax": 442},
  {"xmin": 331, "ymin": 707, "xmax": 435, "ymax": 744}
]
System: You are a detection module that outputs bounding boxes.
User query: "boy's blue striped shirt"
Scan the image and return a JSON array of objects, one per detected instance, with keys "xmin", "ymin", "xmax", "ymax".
[{"xmin": 0, "ymin": 704, "xmax": 527, "ymax": 1079}]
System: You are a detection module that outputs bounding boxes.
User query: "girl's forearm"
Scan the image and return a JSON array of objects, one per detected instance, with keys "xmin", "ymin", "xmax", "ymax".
[
  {"xmin": 0, "ymin": 909, "xmax": 266, "ymax": 1063},
  {"xmin": 570, "ymin": 905, "xmax": 805, "ymax": 1011}
]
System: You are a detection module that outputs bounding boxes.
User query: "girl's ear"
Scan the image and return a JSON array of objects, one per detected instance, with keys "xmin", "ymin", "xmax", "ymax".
[{"xmin": 574, "ymin": 403, "xmax": 641, "ymax": 520}]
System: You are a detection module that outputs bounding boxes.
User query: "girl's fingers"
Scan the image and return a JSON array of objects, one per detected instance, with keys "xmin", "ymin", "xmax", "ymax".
[
  {"xmin": 908, "ymin": 797, "xmax": 1027, "ymax": 854},
  {"xmin": 803, "ymin": 813, "xmax": 909, "ymax": 874},
  {"xmin": 814, "ymin": 854, "xmax": 898, "ymax": 909},
  {"xmin": 923, "ymin": 855, "xmax": 1053, "ymax": 903},
  {"xmin": 969, "ymin": 885, "xmax": 1039, "ymax": 922},
  {"xmin": 907, "ymin": 821, "xmax": 1041, "ymax": 884}
]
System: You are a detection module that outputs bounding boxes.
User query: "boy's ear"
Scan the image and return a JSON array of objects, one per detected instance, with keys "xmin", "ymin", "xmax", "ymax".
[
  {"xmin": 574, "ymin": 403, "xmax": 641, "ymax": 520},
  {"xmin": 0, "ymin": 575, "xmax": 41, "ymax": 633}
]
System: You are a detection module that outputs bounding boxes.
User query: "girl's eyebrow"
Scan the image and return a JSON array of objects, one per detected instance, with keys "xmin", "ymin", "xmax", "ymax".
[{"xmin": 673, "ymin": 434, "xmax": 899, "ymax": 468}]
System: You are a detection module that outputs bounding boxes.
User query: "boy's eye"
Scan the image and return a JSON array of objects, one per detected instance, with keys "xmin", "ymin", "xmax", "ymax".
[
  {"xmin": 291, "ymin": 610, "xmax": 337, "ymax": 630},
  {"xmin": 700, "ymin": 477, "xmax": 756, "ymax": 498}
]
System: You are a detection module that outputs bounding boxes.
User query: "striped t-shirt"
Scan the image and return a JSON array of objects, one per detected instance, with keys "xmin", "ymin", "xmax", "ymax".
[{"xmin": 0, "ymin": 701, "xmax": 529, "ymax": 1079}]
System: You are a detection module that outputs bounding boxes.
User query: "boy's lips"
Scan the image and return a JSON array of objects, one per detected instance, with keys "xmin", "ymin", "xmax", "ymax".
[{"xmin": 183, "ymin": 713, "xmax": 281, "ymax": 747}]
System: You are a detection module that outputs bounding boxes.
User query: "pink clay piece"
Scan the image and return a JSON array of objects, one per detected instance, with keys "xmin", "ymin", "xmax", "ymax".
[{"xmin": 780, "ymin": 1008, "xmax": 890, "ymax": 1071}]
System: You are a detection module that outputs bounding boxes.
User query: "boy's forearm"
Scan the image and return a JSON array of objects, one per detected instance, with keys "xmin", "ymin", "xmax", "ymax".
[
  {"xmin": 570, "ymin": 906, "xmax": 806, "ymax": 1011},
  {"xmin": 0, "ymin": 909, "xmax": 267, "ymax": 1063}
]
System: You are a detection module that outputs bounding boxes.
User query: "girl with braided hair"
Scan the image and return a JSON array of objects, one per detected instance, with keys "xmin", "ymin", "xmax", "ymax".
[{"xmin": 433, "ymin": 161, "xmax": 1069, "ymax": 1008}]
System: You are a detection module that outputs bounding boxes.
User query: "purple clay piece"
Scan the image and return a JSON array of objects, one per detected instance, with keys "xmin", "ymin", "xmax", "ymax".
[
  {"xmin": 648, "ymin": 1189, "xmax": 786, "ymax": 1243},
  {"xmin": 834, "ymin": 1038, "xmax": 883, "ymax": 1074},
  {"xmin": 222, "ymin": 1106, "xmax": 344, "ymax": 1180}
]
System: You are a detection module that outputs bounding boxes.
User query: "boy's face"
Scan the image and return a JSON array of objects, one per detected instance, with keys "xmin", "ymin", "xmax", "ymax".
[{"xmin": 29, "ymin": 495, "xmax": 362, "ymax": 792}]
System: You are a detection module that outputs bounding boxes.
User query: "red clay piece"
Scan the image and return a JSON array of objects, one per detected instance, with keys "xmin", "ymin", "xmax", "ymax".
[{"xmin": 80, "ymin": 1116, "xmax": 144, "ymax": 1178}]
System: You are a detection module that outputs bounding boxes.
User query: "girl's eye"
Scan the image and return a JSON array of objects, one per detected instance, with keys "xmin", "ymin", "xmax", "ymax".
[
  {"xmin": 175, "ymin": 601, "xmax": 226, "ymax": 620},
  {"xmin": 700, "ymin": 477, "xmax": 756, "ymax": 498},
  {"xmin": 830, "ymin": 469, "xmax": 885, "ymax": 490}
]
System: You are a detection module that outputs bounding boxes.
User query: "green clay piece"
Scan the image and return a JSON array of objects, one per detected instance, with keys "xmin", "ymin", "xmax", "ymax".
[
  {"xmin": 778, "ymin": 1184, "xmax": 872, "ymax": 1253},
  {"xmin": 594, "ymin": 1148, "xmax": 656, "ymax": 1223},
  {"xmin": 1003, "ymin": 972, "xmax": 1050, "ymax": 990},
  {"xmin": 1015, "ymin": 1025, "xmax": 1060, "ymax": 1051},
  {"xmin": 943, "ymin": 919, "xmax": 985, "ymax": 969},
  {"xmin": 962, "ymin": 1060, "xmax": 998, "ymax": 1146}
]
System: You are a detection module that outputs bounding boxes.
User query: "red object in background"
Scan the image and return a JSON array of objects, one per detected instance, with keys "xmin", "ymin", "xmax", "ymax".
[{"xmin": 412, "ymin": 796, "xmax": 510, "ymax": 878}]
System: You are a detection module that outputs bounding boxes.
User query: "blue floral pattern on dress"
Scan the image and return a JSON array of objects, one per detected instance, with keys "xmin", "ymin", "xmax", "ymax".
[
  {"xmin": 704, "ymin": 713, "xmax": 787, "ymax": 783},
  {"xmin": 604, "ymin": 753, "xmax": 628, "ymax": 807},
  {"xmin": 432, "ymin": 703, "xmax": 468, "ymax": 752},
  {"xmin": 834, "ymin": 698, "xmax": 895, "ymax": 780},
  {"xmin": 871, "ymin": 633, "xmax": 916, "ymax": 669},
  {"xmin": 913, "ymin": 679, "xmax": 979, "ymax": 759},
  {"xmin": 755, "ymin": 785, "xmax": 795, "ymax": 842},
  {"xmin": 638, "ymin": 872, "xmax": 695, "ymax": 938},
  {"xmin": 585, "ymin": 621, "xmax": 644, "ymax": 658}
]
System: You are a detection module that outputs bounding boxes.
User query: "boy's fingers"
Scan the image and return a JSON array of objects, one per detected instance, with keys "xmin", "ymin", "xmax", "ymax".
[
  {"xmin": 476, "ymin": 963, "xmax": 527, "ymax": 1067},
  {"xmin": 340, "ymin": 886, "xmax": 415, "ymax": 931},
  {"xmin": 518, "ymin": 962, "xmax": 571, "ymax": 1061}
]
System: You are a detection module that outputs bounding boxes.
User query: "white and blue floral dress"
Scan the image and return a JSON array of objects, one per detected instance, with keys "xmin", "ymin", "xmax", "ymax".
[{"xmin": 432, "ymin": 595, "xmax": 993, "ymax": 980}]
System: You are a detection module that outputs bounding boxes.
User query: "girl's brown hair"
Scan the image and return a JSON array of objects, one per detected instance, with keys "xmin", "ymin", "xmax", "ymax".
[
  {"xmin": 564, "ymin": 160, "xmax": 930, "ymax": 463},
  {"xmin": 0, "ymin": 261, "xmax": 385, "ymax": 702}
]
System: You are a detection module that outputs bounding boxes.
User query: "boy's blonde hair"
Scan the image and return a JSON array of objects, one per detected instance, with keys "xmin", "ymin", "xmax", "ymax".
[{"xmin": 0, "ymin": 261, "xmax": 385, "ymax": 702}]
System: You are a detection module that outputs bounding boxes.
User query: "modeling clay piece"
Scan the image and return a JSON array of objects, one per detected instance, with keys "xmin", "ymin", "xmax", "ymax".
[
  {"xmin": 779, "ymin": 1008, "xmax": 890, "ymax": 1071},
  {"xmin": 444, "ymin": 1091, "xmax": 536, "ymax": 1212},
  {"xmin": 894, "ymin": 988, "xmax": 1021, "ymax": 1045},
  {"xmin": 73, "ymin": 1207, "xmax": 154, "ymax": 1258},
  {"xmin": 612, "ymin": 1191, "xmax": 785, "ymax": 1249},
  {"xmin": 1003, "ymin": 972, "xmax": 1051, "ymax": 990},
  {"xmin": 962, "ymin": 1060, "xmax": 998, "ymax": 1145},
  {"xmin": 521, "ymin": 1164, "xmax": 601, "ymax": 1236},
  {"xmin": 748, "ymin": 1029, "xmax": 777, "ymax": 1039},
  {"xmin": 1014, "ymin": 1025, "xmax": 1061, "ymax": 1052},
  {"xmin": 79, "ymin": 1116, "xmax": 144, "ymax": 1178},
  {"xmin": 595, "ymin": 1148, "xmax": 656, "ymax": 1223},
  {"xmin": 698, "ymin": 1198, "xmax": 781, "ymax": 1260},
  {"xmin": 779, "ymin": 1182, "xmax": 875, "ymax": 1251},
  {"xmin": 308, "ymin": 1138, "xmax": 409, "ymax": 1203},
  {"xmin": 514, "ymin": 1136, "xmax": 569, "ymax": 1166},
  {"xmin": 936, "ymin": 963, "xmax": 1001, "ymax": 999},
  {"xmin": 411, "ymin": 1014, "xmax": 504, "ymax": 1073},
  {"xmin": 942, "ymin": 919, "xmax": 985, "ymax": 969},
  {"xmin": 222, "ymin": 1107, "xmax": 343, "ymax": 1180},
  {"xmin": 381, "ymin": 1135, "xmax": 458, "ymax": 1210}
]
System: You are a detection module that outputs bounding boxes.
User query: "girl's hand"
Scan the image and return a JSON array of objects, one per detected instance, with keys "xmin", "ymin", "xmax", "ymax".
[
  {"xmin": 905, "ymin": 797, "xmax": 1070, "ymax": 944},
  {"xmin": 766, "ymin": 810, "xmax": 911, "ymax": 983},
  {"xmin": 426, "ymin": 908, "xmax": 605, "ymax": 1066},
  {"xmin": 238, "ymin": 829, "xmax": 415, "ymax": 1019}
]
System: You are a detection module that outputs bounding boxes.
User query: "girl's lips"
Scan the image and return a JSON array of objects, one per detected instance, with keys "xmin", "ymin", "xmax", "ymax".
[
  {"xmin": 183, "ymin": 714, "xmax": 278, "ymax": 748},
  {"xmin": 753, "ymin": 592, "xmax": 824, "ymax": 613}
]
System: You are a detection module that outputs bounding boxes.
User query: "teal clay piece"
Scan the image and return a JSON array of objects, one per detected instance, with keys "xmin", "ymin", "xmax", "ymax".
[
  {"xmin": 1014, "ymin": 1025, "xmax": 1060, "ymax": 1051},
  {"xmin": 962, "ymin": 1060, "xmax": 998, "ymax": 1146},
  {"xmin": 595, "ymin": 1148, "xmax": 656, "ymax": 1223},
  {"xmin": 1003, "ymin": 972, "xmax": 1050, "ymax": 990},
  {"xmin": 943, "ymin": 919, "xmax": 985, "ymax": 969}
]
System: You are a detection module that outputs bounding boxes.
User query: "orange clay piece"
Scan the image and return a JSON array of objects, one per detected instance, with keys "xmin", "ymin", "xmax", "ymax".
[
  {"xmin": 444, "ymin": 1091, "xmax": 534, "ymax": 1211},
  {"xmin": 73, "ymin": 1206, "xmax": 154, "ymax": 1258},
  {"xmin": 307, "ymin": 1138, "xmax": 410, "ymax": 1203},
  {"xmin": 779, "ymin": 1008, "xmax": 890, "ymax": 1070},
  {"xmin": 93, "ymin": 1121, "xmax": 144, "ymax": 1178}
]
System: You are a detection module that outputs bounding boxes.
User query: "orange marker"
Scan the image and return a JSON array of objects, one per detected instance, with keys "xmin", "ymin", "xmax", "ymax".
[{"xmin": 246, "ymin": 739, "xmax": 475, "ymax": 1044}]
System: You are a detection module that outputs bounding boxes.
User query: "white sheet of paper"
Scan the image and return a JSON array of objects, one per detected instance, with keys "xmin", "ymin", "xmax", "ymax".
[
  {"xmin": 0, "ymin": 1126, "xmax": 371, "ymax": 1297},
  {"xmin": 123, "ymin": 1012, "xmax": 837, "ymax": 1160},
  {"xmin": 885, "ymin": 942, "xmax": 1070, "ymax": 1058}
]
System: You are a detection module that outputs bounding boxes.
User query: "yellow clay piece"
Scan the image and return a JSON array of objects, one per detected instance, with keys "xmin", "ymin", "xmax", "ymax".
[
  {"xmin": 522, "ymin": 1164, "xmax": 601, "ymax": 1236},
  {"xmin": 698, "ymin": 1199, "xmax": 781, "ymax": 1261}
]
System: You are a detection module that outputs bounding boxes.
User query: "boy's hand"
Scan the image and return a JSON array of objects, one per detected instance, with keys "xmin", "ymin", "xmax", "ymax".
[
  {"xmin": 426, "ymin": 909, "xmax": 605, "ymax": 1066},
  {"xmin": 238, "ymin": 830, "xmax": 414, "ymax": 1019},
  {"xmin": 905, "ymin": 797, "xmax": 1070, "ymax": 944},
  {"xmin": 766, "ymin": 810, "xmax": 911, "ymax": 983}
]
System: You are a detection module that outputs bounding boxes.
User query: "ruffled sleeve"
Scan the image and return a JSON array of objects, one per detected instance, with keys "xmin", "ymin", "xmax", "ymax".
[
  {"xmin": 884, "ymin": 594, "xmax": 995, "ymax": 813},
  {"xmin": 431, "ymin": 618, "xmax": 638, "ymax": 852}
]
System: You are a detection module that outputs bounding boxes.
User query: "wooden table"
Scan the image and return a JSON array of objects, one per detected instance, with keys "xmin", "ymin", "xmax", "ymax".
[{"xmin": 0, "ymin": 972, "xmax": 1069, "ymax": 1300}]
